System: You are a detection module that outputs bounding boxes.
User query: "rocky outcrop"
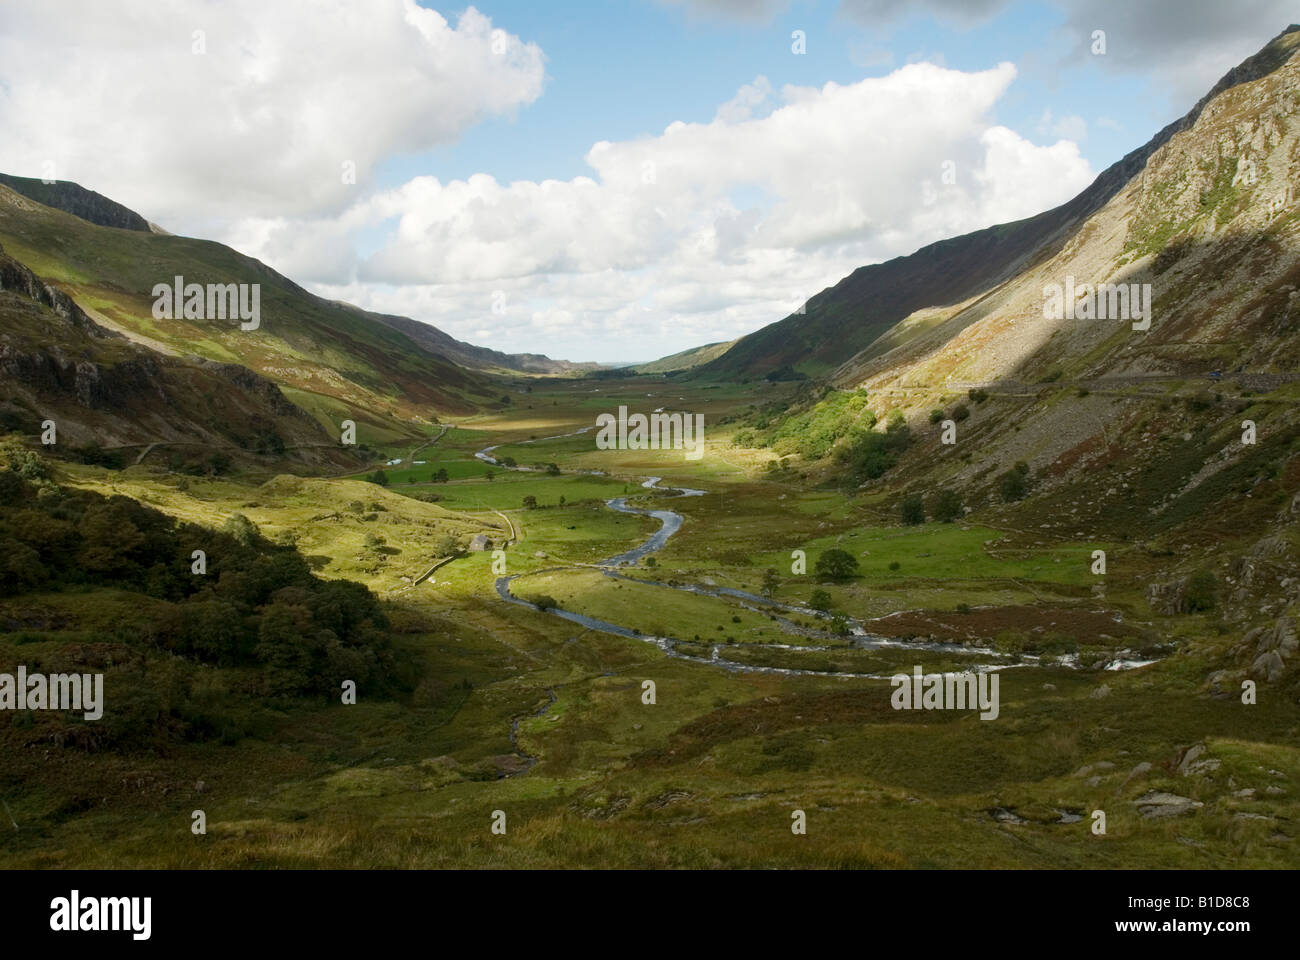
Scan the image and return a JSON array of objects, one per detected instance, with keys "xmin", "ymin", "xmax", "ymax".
[
  {"xmin": 0, "ymin": 241, "xmax": 118, "ymax": 340},
  {"xmin": 195, "ymin": 359, "xmax": 310, "ymax": 419},
  {"xmin": 0, "ymin": 340, "xmax": 164, "ymax": 409},
  {"xmin": 1147, "ymin": 577, "xmax": 1190, "ymax": 615},
  {"xmin": 1244, "ymin": 617, "xmax": 1297, "ymax": 681}
]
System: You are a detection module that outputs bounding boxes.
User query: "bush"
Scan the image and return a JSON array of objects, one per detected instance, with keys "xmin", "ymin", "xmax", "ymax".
[
  {"xmin": 928, "ymin": 408, "xmax": 944, "ymax": 424},
  {"xmin": 998, "ymin": 468, "xmax": 1030, "ymax": 502},
  {"xmin": 900, "ymin": 493, "xmax": 925, "ymax": 525},
  {"xmin": 522, "ymin": 495, "xmax": 537, "ymax": 509},
  {"xmin": 809, "ymin": 589, "xmax": 832, "ymax": 610},
  {"xmin": 1185, "ymin": 570, "xmax": 1218, "ymax": 612},
  {"xmin": 530, "ymin": 594, "xmax": 559, "ymax": 611},
  {"xmin": 930, "ymin": 488, "xmax": 963, "ymax": 522},
  {"xmin": 968, "ymin": 388, "xmax": 989, "ymax": 403},
  {"xmin": 951, "ymin": 403, "xmax": 970, "ymax": 422}
]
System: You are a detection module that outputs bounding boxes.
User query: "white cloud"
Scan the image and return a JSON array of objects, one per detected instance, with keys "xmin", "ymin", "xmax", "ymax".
[
  {"xmin": 295, "ymin": 62, "xmax": 1094, "ymax": 360},
  {"xmin": 0, "ymin": 1, "xmax": 545, "ymax": 227}
]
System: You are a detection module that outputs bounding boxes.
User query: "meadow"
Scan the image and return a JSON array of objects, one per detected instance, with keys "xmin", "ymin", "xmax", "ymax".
[{"xmin": 3, "ymin": 375, "xmax": 1295, "ymax": 870}]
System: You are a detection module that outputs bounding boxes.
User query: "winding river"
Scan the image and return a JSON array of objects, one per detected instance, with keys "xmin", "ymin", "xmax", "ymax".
[{"xmin": 476, "ymin": 440, "xmax": 1156, "ymax": 679}]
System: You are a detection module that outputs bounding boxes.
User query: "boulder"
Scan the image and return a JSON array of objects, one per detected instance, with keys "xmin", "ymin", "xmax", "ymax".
[{"xmin": 1133, "ymin": 791, "xmax": 1203, "ymax": 818}]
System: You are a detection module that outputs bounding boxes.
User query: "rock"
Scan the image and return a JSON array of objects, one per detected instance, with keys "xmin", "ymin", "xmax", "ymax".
[
  {"xmin": 534, "ymin": 550, "xmax": 548, "ymax": 559},
  {"xmin": 1116, "ymin": 761, "xmax": 1152, "ymax": 795},
  {"xmin": 991, "ymin": 807, "xmax": 1027, "ymax": 824},
  {"xmin": 1133, "ymin": 791, "xmax": 1203, "ymax": 818},
  {"xmin": 1147, "ymin": 577, "xmax": 1190, "ymax": 615},
  {"xmin": 1090, "ymin": 683, "xmax": 1111, "ymax": 699},
  {"xmin": 1251, "ymin": 650, "xmax": 1285, "ymax": 682},
  {"xmin": 1176, "ymin": 743, "xmax": 1207, "ymax": 774},
  {"xmin": 467, "ymin": 534, "xmax": 492, "ymax": 552}
]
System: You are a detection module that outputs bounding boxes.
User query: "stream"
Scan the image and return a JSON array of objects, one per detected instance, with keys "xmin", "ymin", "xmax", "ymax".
[{"xmin": 478, "ymin": 444, "xmax": 1154, "ymax": 679}]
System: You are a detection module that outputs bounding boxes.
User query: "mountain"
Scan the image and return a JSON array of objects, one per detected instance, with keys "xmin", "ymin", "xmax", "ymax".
[
  {"xmin": 633, "ymin": 339, "xmax": 736, "ymax": 374},
  {"xmin": 0, "ymin": 172, "xmax": 155, "ymax": 233},
  {"xmin": 729, "ymin": 26, "xmax": 1300, "ymax": 691},
  {"xmin": 355, "ymin": 305, "xmax": 603, "ymax": 375},
  {"xmin": 698, "ymin": 25, "xmax": 1300, "ymax": 382},
  {"xmin": 0, "ymin": 176, "xmax": 597, "ymax": 451},
  {"xmin": 0, "ymin": 239, "xmax": 352, "ymax": 470}
]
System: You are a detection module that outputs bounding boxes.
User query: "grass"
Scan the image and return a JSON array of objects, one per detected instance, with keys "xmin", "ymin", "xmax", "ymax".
[{"xmin": 4, "ymin": 376, "xmax": 1297, "ymax": 870}]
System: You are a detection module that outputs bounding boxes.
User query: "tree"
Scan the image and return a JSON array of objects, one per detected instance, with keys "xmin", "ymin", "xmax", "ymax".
[
  {"xmin": 369, "ymin": 469, "xmax": 390, "ymax": 487},
  {"xmin": 545, "ymin": 463, "xmax": 560, "ymax": 475},
  {"xmin": 809, "ymin": 589, "xmax": 832, "ymax": 611},
  {"xmin": 522, "ymin": 495, "xmax": 538, "ymax": 509},
  {"xmin": 900, "ymin": 493, "xmax": 925, "ymax": 525},
  {"xmin": 434, "ymin": 468, "xmax": 449, "ymax": 483},
  {"xmin": 530, "ymin": 594, "xmax": 558, "ymax": 610},
  {"xmin": 484, "ymin": 469, "xmax": 495, "ymax": 481},
  {"xmin": 931, "ymin": 488, "xmax": 963, "ymax": 523},
  {"xmin": 761, "ymin": 567, "xmax": 781, "ymax": 597},
  {"xmin": 951, "ymin": 403, "xmax": 970, "ymax": 421},
  {"xmin": 814, "ymin": 548, "xmax": 859, "ymax": 581}
]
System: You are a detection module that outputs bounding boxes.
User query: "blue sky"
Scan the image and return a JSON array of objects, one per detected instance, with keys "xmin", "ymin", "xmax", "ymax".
[
  {"xmin": 2, "ymin": 0, "xmax": 1294, "ymax": 362},
  {"xmin": 401, "ymin": 0, "xmax": 1159, "ymax": 191}
]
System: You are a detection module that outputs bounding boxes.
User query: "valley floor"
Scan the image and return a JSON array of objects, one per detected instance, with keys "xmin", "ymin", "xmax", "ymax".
[{"xmin": 2, "ymin": 378, "xmax": 1296, "ymax": 869}]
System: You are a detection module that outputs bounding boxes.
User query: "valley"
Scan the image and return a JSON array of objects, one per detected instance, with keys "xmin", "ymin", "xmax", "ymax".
[
  {"xmin": 2, "ymin": 20, "xmax": 1299, "ymax": 878},
  {"xmin": 2, "ymin": 372, "xmax": 1295, "ymax": 870}
]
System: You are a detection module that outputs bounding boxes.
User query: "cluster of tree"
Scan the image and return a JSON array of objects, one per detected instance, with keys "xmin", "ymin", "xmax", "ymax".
[
  {"xmin": 168, "ymin": 451, "xmax": 232, "ymax": 476},
  {"xmin": 71, "ymin": 442, "xmax": 126, "ymax": 470},
  {"xmin": 835, "ymin": 412, "xmax": 913, "ymax": 483},
  {"xmin": 0, "ymin": 464, "xmax": 404, "ymax": 706},
  {"xmin": 900, "ymin": 489, "xmax": 963, "ymax": 524}
]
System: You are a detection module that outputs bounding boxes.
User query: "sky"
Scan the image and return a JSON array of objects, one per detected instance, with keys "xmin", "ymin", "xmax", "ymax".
[{"xmin": 0, "ymin": 1, "xmax": 1295, "ymax": 363}]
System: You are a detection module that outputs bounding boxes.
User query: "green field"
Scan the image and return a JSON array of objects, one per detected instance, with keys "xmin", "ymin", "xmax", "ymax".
[{"xmin": 3, "ymin": 373, "xmax": 1297, "ymax": 871}]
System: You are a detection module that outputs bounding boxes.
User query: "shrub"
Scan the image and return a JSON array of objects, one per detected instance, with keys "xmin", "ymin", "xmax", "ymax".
[
  {"xmin": 930, "ymin": 488, "xmax": 963, "ymax": 522},
  {"xmin": 900, "ymin": 493, "xmax": 925, "ymax": 525},
  {"xmin": 951, "ymin": 403, "xmax": 970, "ymax": 422},
  {"xmin": 1185, "ymin": 570, "xmax": 1218, "ymax": 612},
  {"xmin": 809, "ymin": 589, "xmax": 832, "ymax": 610},
  {"xmin": 998, "ymin": 468, "xmax": 1030, "ymax": 502}
]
